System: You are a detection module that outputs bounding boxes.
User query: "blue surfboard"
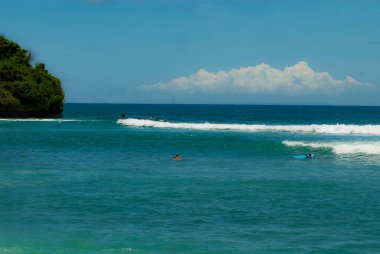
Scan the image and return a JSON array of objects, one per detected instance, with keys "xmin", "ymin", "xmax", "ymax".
[{"xmin": 291, "ymin": 154, "xmax": 315, "ymax": 159}]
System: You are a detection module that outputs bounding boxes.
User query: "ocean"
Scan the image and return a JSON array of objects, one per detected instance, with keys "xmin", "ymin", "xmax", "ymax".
[{"xmin": 1, "ymin": 104, "xmax": 380, "ymax": 254}]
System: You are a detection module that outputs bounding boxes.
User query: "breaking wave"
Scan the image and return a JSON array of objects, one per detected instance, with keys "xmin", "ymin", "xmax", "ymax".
[
  {"xmin": 0, "ymin": 118, "xmax": 86, "ymax": 122},
  {"xmin": 117, "ymin": 118, "xmax": 380, "ymax": 135},
  {"xmin": 283, "ymin": 140, "xmax": 380, "ymax": 155}
]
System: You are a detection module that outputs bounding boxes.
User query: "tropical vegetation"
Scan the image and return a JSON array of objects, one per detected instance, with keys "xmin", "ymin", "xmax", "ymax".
[{"xmin": 0, "ymin": 35, "xmax": 64, "ymax": 117}]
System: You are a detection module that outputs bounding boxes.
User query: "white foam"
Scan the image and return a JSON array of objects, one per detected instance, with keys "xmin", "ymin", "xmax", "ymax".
[
  {"xmin": 117, "ymin": 118, "xmax": 380, "ymax": 136},
  {"xmin": 283, "ymin": 140, "xmax": 380, "ymax": 154},
  {"xmin": 0, "ymin": 118, "xmax": 85, "ymax": 122}
]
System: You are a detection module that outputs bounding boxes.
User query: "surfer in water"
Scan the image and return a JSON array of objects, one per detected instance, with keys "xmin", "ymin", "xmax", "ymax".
[
  {"xmin": 121, "ymin": 112, "xmax": 126, "ymax": 119},
  {"xmin": 172, "ymin": 154, "xmax": 182, "ymax": 161}
]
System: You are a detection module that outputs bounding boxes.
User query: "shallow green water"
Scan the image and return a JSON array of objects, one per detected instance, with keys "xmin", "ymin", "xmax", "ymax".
[{"xmin": 1, "ymin": 104, "xmax": 380, "ymax": 253}]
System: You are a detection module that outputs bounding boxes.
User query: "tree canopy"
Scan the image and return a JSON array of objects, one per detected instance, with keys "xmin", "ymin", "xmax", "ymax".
[{"xmin": 0, "ymin": 35, "xmax": 64, "ymax": 117}]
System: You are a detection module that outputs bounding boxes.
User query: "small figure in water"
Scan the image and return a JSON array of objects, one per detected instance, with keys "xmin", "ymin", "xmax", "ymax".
[
  {"xmin": 172, "ymin": 154, "xmax": 182, "ymax": 161},
  {"xmin": 121, "ymin": 112, "xmax": 126, "ymax": 119},
  {"xmin": 149, "ymin": 115, "xmax": 160, "ymax": 121},
  {"xmin": 306, "ymin": 153, "xmax": 313, "ymax": 158}
]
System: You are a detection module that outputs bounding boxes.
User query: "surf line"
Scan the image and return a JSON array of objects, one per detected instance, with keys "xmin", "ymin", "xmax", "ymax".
[
  {"xmin": 117, "ymin": 118, "xmax": 380, "ymax": 135},
  {"xmin": 283, "ymin": 140, "xmax": 380, "ymax": 155}
]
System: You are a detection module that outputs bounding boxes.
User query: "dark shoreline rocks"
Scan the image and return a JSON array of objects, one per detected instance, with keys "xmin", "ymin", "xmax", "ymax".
[{"xmin": 0, "ymin": 106, "xmax": 62, "ymax": 118}]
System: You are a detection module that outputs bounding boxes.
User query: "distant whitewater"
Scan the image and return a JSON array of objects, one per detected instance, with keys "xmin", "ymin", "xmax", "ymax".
[
  {"xmin": 0, "ymin": 118, "xmax": 91, "ymax": 122},
  {"xmin": 117, "ymin": 118, "xmax": 380, "ymax": 135}
]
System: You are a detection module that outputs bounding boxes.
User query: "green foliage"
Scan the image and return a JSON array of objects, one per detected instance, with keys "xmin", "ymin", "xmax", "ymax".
[
  {"xmin": 0, "ymin": 35, "xmax": 64, "ymax": 115},
  {"xmin": 0, "ymin": 87, "xmax": 20, "ymax": 106}
]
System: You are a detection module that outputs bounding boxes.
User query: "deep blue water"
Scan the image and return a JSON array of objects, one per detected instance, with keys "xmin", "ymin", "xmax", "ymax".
[{"xmin": 1, "ymin": 104, "xmax": 380, "ymax": 253}]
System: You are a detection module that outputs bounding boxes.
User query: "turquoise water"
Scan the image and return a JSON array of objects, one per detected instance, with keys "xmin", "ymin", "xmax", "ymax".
[{"xmin": 1, "ymin": 104, "xmax": 380, "ymax": 254}]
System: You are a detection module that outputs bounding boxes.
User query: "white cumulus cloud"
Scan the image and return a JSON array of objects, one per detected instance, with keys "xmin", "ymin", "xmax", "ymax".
[{"xmin": 141, "ymin": 61, "xmax": 369, "ymax": 94}]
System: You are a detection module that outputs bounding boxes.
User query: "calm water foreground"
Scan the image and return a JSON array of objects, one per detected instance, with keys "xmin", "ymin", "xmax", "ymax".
[{"xmin": 1, "ymin": 104, "xmax": 380, "ymax": 254}]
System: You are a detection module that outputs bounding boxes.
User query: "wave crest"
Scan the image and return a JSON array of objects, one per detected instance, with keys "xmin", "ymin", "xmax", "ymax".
[
  {"xmin": 117, "ymin": 118, "xmax": 380, "ymax": 135},
  {"xmin": 283, "ymin": 140, "xmax": 380, "ymax": 154},
  {"xmin": 0, "ymin": 118, "xmax": 86, "ymax": 122}
]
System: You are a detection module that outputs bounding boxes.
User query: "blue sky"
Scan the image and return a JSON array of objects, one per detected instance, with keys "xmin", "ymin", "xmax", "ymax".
[{"xmin": 1, "ymin": 0, "xmax": 380, "ymax": 105}]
